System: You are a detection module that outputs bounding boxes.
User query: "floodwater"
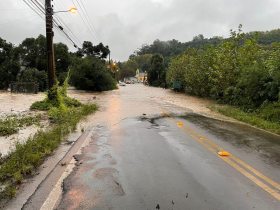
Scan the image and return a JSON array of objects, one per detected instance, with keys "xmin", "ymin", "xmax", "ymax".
[
  {"xmin": 55, "ymin": 84, "xmax": 279, "ymax": 210},
  {"xmin": 0, "ymin": 89, "xmax": 103, "ymax": 156},
  {"xmin": 0, "ymin": 91, "xmax": 44, "ymax": 117},
  {"xmin": 3, "ymin": 84, "xmax": 280, "ymax": 210}
]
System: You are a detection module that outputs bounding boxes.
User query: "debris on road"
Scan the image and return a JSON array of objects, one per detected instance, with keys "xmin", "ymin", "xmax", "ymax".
[
  {"xmin": 177, "ymin": 121, "xmax": 184, "ymax": 128},
  {"xmin": 218, "ymin": 151, "xmax": 231, "ymax": 157}
]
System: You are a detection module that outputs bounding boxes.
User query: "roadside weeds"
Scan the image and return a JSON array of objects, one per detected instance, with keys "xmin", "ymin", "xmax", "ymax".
[
  {"xmin": 0, "ymin": 97, "xmax": 97, "ymax": 201},
  {"xmin": 209, "ymin": 104, "xmax": 280, "ymax": 135},
  {"xmin": 0, "ymin": 114, "xmax": 41, "ymax": 137}
]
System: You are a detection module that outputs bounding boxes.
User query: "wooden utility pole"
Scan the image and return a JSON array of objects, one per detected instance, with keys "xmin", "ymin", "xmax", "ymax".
[{"xmin": 45, "ymin": 0, "xmax": 56, "ymax": 89}]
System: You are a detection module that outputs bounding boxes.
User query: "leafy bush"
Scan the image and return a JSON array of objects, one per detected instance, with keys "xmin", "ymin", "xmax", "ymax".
[
  {"xmin": 258, "ymin": 102, "xmax": 280, "ymax": 123},
  {"xmin": 31, "ymin": 73, "xmax": 81, "ymax": 111},
  {"xmin": 30, "ymin": 99, "xmax": 52, "ymax": 111},
  {"xmin": 71, "ymin": 57, "xmax": 116, "ymax": 91},
  {"xmin": 166, "ymin": 26, "xmax": 280, "ymax": 132},
  {"xmin": 57, "ymin": 72, "xmax": 68, "ymax": 86},
  {"xmin": 17, "ymin": 68, "xmax": 47, "ymax": 91},
  {"xmin": 31, "ymin": 92, "xmax": 81, "ymax": 112},
  {"xmin": 167, "ymin": 26, "xmax": 280, "ymax": 109}
]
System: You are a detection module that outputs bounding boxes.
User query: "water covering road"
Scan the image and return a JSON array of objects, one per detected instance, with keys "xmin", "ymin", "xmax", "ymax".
[{"xmin": 52, "ymin": 85, "xmax": 279, "ymax": 209}]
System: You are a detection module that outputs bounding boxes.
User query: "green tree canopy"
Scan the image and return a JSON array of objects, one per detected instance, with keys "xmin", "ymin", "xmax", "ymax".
[
  {"xmin": 78, "ymin": 41, "xmax": 110, "ymax": 59},
  {"xmin": 148, "ymin": 54, "xmax": 166, "ymax": 87},
  {"xmin": 71, "ymin": 57, "xmax": 116, "ymax": 91},
  {"xmin": 0, "ymin": 38, "xmax": 20, "ymax": 89}
]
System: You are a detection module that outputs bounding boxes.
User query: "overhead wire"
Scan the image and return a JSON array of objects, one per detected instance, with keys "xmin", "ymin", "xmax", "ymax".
[
  {"xmin": 31, "ymin": 0, "xmax": 81, "ymax": 46},
  {"xmin": 71, "ymin": 0, "xmax": 98, "ymax": 43},
  {"xmin": 79, "ymin": 0, "xmax": 100, "ymax": 41},
  {"xmin": 52, "ymin": 0, "xmax": 83, "ymax": 46},
  {"xmin": 53, "ymin": 16, "xmax": 83, "ymax": 46},
  {"xmin": 21, "ymin": 0, "xmax": 81, "ymax": 48},
  {"xmin": 22, "ymin": 0, "xmax": 45, "ymax": 20}
]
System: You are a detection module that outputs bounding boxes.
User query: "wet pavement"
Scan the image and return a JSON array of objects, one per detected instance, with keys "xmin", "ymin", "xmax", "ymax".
[{"xmin": 21, "ymin": 84, "xmax": 280, "ymax": 210}]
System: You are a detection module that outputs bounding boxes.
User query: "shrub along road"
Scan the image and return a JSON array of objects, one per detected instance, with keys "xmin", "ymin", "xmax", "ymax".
[{"xmin": 8, "ymin": 84, "xmax": 280, "ymax": 210}]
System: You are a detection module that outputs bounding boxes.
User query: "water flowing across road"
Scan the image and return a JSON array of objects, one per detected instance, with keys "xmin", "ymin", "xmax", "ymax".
[{"xmin": 16, "ymin": 84, "xmax": 280, "ymax": 210}]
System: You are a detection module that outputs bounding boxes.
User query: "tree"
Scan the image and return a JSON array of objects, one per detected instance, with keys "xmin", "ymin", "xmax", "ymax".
[
  {"xmin": 148, "ymin": 54, "xmax": 165, "ymax": 87},
  {"xmin": 17, "ymin": 68, "xmax": 48, "ymax": 91},
  {"xmin": 79, "ymin": 41, "xmax": 110, "ymax": 59},
  {"xmin": 71, "ymin": 57, "xmax": 116, "ymax": 91},
  {"xmin": 54, "ymin": 43, "xmax": 71, "ymax": 84},
  {"xmin": 0, "ymin": 38, "xmax": 20, "ymax": 89},
  {"xmin": 166, "ymin": 25, "xmax": 280, "ymax": 110},
  {"xmin": 18, "ymin": 35, "xmax": 47, "ymax": 71},
  {"xmin": 193, "ymin": 34, "xmax": 205, "ymax": 42},
  {"xmin": 92, "ymin": 43, "xmax": 110, "ymax": 59},
  {"xmin": 118, "ymin": 54, "xmax": 152, "ymax": 80},
  {"xmin": 55, "ymin": 43, "xmax": 70, "ymax": 74},
  {"xmin": 18, "ymin": 35, "xmax": 73, "ymax": 85},
  {"xmin": 0, "ymin": 60, "xmax": 20, "ymax": 89}
]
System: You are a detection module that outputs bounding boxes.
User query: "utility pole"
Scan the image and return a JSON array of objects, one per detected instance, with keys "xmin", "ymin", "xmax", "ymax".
[{"xmin": 45, "ymin": 0, "xmax": 56, "ymax": 89}]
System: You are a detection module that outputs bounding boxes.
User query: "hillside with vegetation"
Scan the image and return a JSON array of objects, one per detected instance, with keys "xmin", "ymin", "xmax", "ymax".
[{"xmin": 121, "ymin": 25, "xmax": 280, "ymax": 134}]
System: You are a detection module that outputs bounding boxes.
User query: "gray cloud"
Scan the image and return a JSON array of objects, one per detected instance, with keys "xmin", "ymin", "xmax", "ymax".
[{"xmin": 1, "ymin": 0, "xmax": 280, "ymax": 60}]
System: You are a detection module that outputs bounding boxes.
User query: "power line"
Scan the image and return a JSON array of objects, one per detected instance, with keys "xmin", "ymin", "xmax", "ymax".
[
  {"xmin": 54, "ymin": 16, "xmax": 83, "ymax": 46},
  {"xmin": 53, "ymin": 16, "xmax": 83, "ymax": 46},
  {"xmin": 52, "ymin": 0, "xmax": 83, "ymax": 46},
  {"xmin": 22, "ymin": 0, "xmax": 81, "ymax": 48},
  {"xmin": 22, "ymin": 0, "xmax": 44, "ymax": 20},
  {"xmin": 79, "ymin": 0, "xmax": 100, "ymax": 41},
  {"xmin": 71, "ymin": 0, "xmax": 98, "ymax": 43}
]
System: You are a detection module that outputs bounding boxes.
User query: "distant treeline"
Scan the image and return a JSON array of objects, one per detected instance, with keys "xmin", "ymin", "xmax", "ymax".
[
  {"xmin": 133, "ymin": 28, "xmax": 280, "ymax": 59},
  {"xmin": 0, "ymin": 35, "xmax": 116, "ymax": 91},
  {"xmin": 120, "ymin": 25, "xmax": 280, "ymax": 122}
]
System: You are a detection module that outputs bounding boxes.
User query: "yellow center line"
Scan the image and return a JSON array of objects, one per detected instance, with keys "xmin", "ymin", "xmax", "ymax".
[
  {"xmin": 222, "ymin": 156, "xmax": 280, "ymax": 201},
  {"xmin": 230, "ymin": 155, "xmax": 280, "ymax": 191},
  {"xmin": 185, "ymin": 125, "xmax": 280, "ymax": 191},
  {"xmin": 161, "ymin": 111, "xmax": 280, "ymax": 201}
]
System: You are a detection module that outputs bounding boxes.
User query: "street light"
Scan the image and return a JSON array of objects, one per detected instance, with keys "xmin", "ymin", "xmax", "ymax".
[
  {"xmin": 54, "ymin": 7, "xmax": 77, "ymax": 14},
  {"xmin": 69, "ymin": 7, "xmax": 78, "ymax": 14}
]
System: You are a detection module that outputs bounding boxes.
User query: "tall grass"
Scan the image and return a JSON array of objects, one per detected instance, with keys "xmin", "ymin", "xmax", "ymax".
[
  {"xmin": 0, "ymin": 77, "xmax": 97, "ymax": 199},
  {"xmin": 0, "ymin": 115, "xmax": 41, "ymax": 136},
  {"xmin": 0, "ymin": 104, "xmax": 97, "ymax": 199},
  {"xmin": 210, "ymin": 104, "xmax": 280, "ymax": 135}
]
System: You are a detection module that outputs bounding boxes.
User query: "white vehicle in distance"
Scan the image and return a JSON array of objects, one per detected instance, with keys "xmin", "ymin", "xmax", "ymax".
[{"xmin": 119, "ymin": 81, "xmax": 126, "ymax": 86}]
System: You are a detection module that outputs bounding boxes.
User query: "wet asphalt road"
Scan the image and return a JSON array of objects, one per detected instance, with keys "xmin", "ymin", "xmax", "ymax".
[{"xmin": 57, "ymin": 85, "xmax": 280, "ymax": 210}]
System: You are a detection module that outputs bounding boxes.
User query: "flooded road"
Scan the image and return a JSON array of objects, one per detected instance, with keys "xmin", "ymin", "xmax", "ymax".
[{"xmin": 23, "ymin": 84, "xmax": 280, "ymax": 210}]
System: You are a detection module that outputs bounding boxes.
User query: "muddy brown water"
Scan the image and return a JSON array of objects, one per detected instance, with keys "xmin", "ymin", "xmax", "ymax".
[{"xmin": 2, "ymin": 85, "xmax": 280, "ymax": 210}]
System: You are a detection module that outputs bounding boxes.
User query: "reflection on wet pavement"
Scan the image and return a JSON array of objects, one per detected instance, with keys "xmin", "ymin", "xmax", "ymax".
[
  {"xmin": 181, "ymin": 114, "xmax": 280, "ymax": 166},
  {"xmin": 57, "ymin": 85, "xmax": 280, "ymax": 210}
]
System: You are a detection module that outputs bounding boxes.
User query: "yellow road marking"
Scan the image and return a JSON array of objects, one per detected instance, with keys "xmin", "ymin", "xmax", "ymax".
[
  {"xmin": 230, "ymin": 155, "xmax": 280, "ymax": 191},
  {"xmin": 222, "ymin": 157, "xmax": 280, "ymax": 201},
  {"xmin": 186, "ymin": 126, "xmax": 280, "ymax": 191},
  {"xmin": 177, "ymin": 121, "xmax": 184, "ymax": 128},
  {"xmin": 162, "ymin": 112, "xmax": 280, "ymax": 201},
  {"xmin": 180, "ymin": 121, "xmax": 280, "ymax": 189}
]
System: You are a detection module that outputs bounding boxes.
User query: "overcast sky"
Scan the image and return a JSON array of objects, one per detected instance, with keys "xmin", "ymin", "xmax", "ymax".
[{"xmin": 1, "ymin": 0, "xmax": 280, "ymax": 61}]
